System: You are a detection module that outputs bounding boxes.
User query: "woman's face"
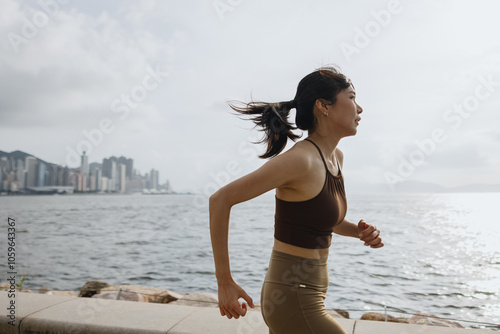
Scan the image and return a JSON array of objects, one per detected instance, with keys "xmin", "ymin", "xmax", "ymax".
[{"xmin": 327, "ymin": 85, "xmax": 363, "ymax": 137}]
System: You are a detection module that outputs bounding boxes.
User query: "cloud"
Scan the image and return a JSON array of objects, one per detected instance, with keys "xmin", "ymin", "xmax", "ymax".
[
  {"xmin": 1, "ymin": 0, "xmax": 500, "ymax": 190},
  {"xmin": 0, "ymin": 0, "xmax": 176, "ymax": 129}
]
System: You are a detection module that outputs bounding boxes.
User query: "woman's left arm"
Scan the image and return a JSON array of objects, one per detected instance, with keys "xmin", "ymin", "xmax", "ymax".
[
  {"xmin": 333, "ymin": 219, "xmax": 384, "ymax": 248},
  {"xmin": 332, "ymin": 218, "xmax": 359, "ymax": 237}
]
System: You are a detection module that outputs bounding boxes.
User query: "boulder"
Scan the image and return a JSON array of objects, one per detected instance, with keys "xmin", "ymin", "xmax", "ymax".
[
  {"xmin": 169, "ymin": 292, "xmax": 219, "ymax": 307},
  {"xmin": 79, "ymin": 280, "xmax": 116, "ymax": 297},
  {"xmin": 361, "ymin": 312, "xmax": 407, "ymax": 323},
  {"xmin": 326, "ymin": 309, "xmax": 349, "ymax": 318},
  {"xmin": 409, "ymin": 313, "xmax": 463, "ymax": 328},
  {"xmin": 100, "ymin": 285, "xmax": 186, "ymax": 303},
  {"xmin": 151, "ymin": 290, "xmax": 186, "ymax": 304},
  {"xmin": 39, "ymin": 287, "xmax": 51, "ymax": 294},
  {"xmin": 92, "ymin": 290, "xmax": 146, "ymax": 302},
  {"xmin": 333, "ymin": 309, "xmax": 349, "ymax": 319}
]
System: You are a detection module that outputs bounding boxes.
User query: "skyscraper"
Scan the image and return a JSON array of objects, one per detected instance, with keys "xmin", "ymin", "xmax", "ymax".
[
  {"xmin": 118, "ymin": 163, "xmax": 126, "ymax": 193},
  {"xmin": 117, "ymin": 156, "xmax": 134, "ymax": 179},
  {"xmin": 80, "ymin": 151, "xmax": 89, "ymax": 190},
  {"xmin": 25, "ymin": 156, "xmax": 37, "ymax": 188},
  {"xmin": 110, "ymin": 160, "xmax": 117, "ymax": 192},
  {"xmin": 16, "ymin": 159, "xmax": 25, "ymax": 189},
  {"xmin": 150, "ymin": 169, "xmax": 159, "ymax": 190},
  {"xmin": 37, "ymin": 162, "xmax": 46, "ymax": 187},
  {"xmin": 95, "ymin": 168, "xmax": 102, "ymax": 192},
  {"xmin": 0, "ymin": 157, "xmax": 7, "ymax": 191}
]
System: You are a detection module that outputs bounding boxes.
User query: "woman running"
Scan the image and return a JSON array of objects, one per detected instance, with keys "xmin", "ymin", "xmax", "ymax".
[{"xmin": 209, "ymin": 66, "xmax": 384, "ymax": 334}]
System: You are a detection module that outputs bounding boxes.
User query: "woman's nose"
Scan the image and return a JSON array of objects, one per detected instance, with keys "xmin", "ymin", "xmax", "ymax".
[{"xmin": 357, "ymin": 103, "xmax": 363, "ymax": 114}]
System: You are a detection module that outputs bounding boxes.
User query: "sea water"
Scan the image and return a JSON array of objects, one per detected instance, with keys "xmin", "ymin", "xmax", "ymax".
[{"xmin": 0, "ymin": 192, "xmax": 499, "ymax": 330}]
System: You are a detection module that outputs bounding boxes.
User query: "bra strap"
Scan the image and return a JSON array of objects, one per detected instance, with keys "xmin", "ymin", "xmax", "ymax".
[
  {"xmin": 304, "ymin": 138, "xmax": 329, "ymax": 171},
  {"xmin": 304, "ymin": 138, "xmax": 341, "ymax": 174}
]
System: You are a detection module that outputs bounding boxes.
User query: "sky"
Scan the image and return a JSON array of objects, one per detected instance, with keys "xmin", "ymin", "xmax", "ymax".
[{"xmin": 1, "ymin": 0, "xmax": 500, "ymax": 193}]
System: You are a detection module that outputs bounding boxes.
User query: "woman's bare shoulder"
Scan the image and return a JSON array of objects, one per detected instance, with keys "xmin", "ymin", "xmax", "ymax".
[
  {"xmin": 334, "ymin": 147, "xmax": 344, "ymax": 167},
  {"xmin": 275, "ymin": 140, "xmax": 315, "ymax": 170}
]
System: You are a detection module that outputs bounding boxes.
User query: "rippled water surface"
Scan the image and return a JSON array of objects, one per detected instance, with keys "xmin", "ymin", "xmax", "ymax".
[{"xmin": 1, "ymin": 193, "xmax": 499, "ymax": 330}]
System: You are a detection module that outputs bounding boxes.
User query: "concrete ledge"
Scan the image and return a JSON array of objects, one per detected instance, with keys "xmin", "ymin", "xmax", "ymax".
[
  {"xmin": 1, "ymin": 291, "xmax": 76, "ymax": 334},
  {"xmin": 0, "ymin": 292, "xmax": 494, "ymax": 333}
]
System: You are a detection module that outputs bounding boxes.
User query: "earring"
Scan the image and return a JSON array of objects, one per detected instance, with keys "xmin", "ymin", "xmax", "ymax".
[{"xmin": 323, "ymin": 112, "xmax": 328, "ymax": 117}]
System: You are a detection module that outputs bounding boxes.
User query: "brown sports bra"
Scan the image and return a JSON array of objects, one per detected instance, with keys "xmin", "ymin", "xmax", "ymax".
[{"xmin": 274, "ymin": 139, "xmax": 347, "ymax": 249}]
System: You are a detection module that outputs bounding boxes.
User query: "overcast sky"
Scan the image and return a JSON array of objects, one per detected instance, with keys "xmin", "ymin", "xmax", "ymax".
[{"xmin": 1, "ymin": 0, "xmax": 499, "ymax": 193}]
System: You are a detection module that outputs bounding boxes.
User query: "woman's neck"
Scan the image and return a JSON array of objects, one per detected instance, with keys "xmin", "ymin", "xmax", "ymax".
[{"xmin": 307, "ymin": 133, "xmax": 341, "ymax": 157}]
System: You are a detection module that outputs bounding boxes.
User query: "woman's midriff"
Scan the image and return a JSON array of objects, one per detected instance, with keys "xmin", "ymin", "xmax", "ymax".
[{"xmin": 273, "ymin": 238, "xmax": 329, "ymax": 259}]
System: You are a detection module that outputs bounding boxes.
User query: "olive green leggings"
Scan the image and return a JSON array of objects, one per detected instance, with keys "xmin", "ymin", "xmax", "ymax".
[{"xmin": 260, "ymin": 250, "xmax": 347, "ymax": 334}]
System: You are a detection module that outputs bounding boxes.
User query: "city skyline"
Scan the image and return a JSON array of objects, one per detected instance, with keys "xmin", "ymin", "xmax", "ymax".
[{"xmin": 0, "ymin": 148, "xmax": 170, "ymax": 194}]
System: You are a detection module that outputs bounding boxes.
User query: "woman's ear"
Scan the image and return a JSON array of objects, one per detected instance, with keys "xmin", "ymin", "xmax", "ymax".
[{"xmin": 314, "ymin": 99, "xmax": 328, "ymax": 112}]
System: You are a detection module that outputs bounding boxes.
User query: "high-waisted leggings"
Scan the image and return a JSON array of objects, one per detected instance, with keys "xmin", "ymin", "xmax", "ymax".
[{"xmin": 260, "ymin": 250, "xmax": 347, "ymax": 334}]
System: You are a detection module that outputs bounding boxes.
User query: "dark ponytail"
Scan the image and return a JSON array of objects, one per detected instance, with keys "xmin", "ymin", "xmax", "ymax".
[
  {"xmin": 230, "ymin": 66, "xmax": 352, "ymax": 159},
  {"xmin": 229, "ymin": 100, "xmax": 300, "ymax": 159}
]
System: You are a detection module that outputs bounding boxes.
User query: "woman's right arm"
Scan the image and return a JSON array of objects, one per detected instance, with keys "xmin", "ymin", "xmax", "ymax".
[{"xmin": 209, "ymin": 148, "xmax": 308, "ymax": 319}]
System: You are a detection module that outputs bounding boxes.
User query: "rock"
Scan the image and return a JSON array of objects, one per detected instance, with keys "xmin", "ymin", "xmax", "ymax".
[
  {"xmin": 151, "ymin": 290, "xmax": 186, "ymax": 304},
  {"xmin": 79, "ymin": 280, "xmax": 116, "ymax": 297},
  {"xmin": 169, "ymin": 292, "xmax": 219, "ymax": 307},
  {"xmin": 39, "ymin": 287, "xmax": 51, "ymax": 294},
  {"xmin": 100, "ymin": 285, "xmax": 186, "ymax": 303},
  {"xmin": 92, "ymin": 290, "xmax": 146, "ymax": 302},
  {"xmin": 409, "ymin": 312, "xmax": 463, "ymax": 328},
  {"xmin": 326, "ymin": 309, "xmax": 349, "ymax": 318},
  {"xmin": 333, "ymin": 309, "xmax": 349, "ymax": 319},
  {"xmin": 361, "ymin": 312, "xmax": 407, "ymax": 323},
  {"xmin": 77, "ymin": 281, "xmax": 217, "ymax": 308}
]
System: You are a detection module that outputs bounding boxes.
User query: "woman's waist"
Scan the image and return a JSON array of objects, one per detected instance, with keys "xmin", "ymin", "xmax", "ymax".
[
  {"xmin": 273, "ymin": 238, "xmax": 329, "ymax": 260},
  {"xmin": 265, "ymin": 248, "xmax": 329, "ymax": 288}
]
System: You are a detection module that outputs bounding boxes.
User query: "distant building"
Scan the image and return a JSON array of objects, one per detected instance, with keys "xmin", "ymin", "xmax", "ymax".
[
  {"xmin": 73, "ymin": 173, "xmax": 86, "ymax": 192},
  {"xmin": 80, "ymin": 151, "xmax": 89, "ymax": 176},
  {"xmin": 150, "ymin": 169, "xmax": 159, "ymax": 190},
  {"xmin": 25, "ymin": 156, "xmax": 37, "ymax": 188},
  {"xmin": 16, "ymin": 159, "xmax": 25, "ymax": 189},
  {"xmin": 103, "ymin": 156, "xmax": 133, "ymax": 179},
  {"xmin": 101, "ymin": 176, "xmax": 109, "ymax": 192},
  {"xmin": 125, "ymin": 178, "xmax": 144, "ymax": 193},
  {"xmin": 95, "ymin": 168, "xmax": 102, "ymax": 191},
  {"xmin": 80, "ymin": 151, "xmax": 89, "ymax": 190},
  {"xmin": 89, "ymin": 174, "xmax": 96, "ymax": 191},
  {"xmin": 110, "ymin": 160, "xmax": 117, "ymax": 192},
  {"xmin": 118, "ymin": 163, "xmax": 126, "ymax": 193},
  {"xmin": 0, "ymin": 156, "xmax": 8, "ymax": 172},
  {"xmin": 37, "ymin": 162, "xmax": 46, "ymax": 187},
  {"xmin": 117, "ymin": 156, "xmax": 134, "ymax": 179}
]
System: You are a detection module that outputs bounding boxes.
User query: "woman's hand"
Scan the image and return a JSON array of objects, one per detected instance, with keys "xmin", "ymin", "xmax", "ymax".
[
  {"xmin": 217, "ymin": 279, "xmax": 254, "ymax": 319},
  {"xmin": 358, "ymin": 219, "xmax": 384, "ymax": 248}
]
